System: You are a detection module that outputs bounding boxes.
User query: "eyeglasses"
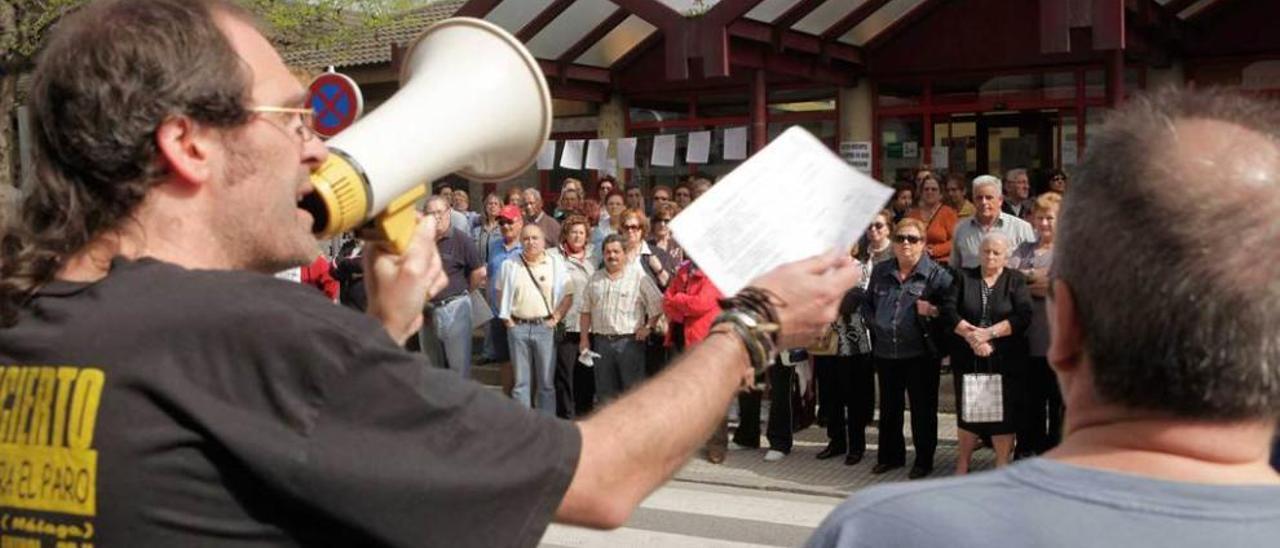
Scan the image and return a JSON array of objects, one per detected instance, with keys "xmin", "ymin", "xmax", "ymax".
[
  {"xmin": 623, "ymin": 224, "xmax": 643, "ymax": 231},
  {"xmin": 652, "ymin": 218, "xmax": 669, "ymax": 225},
  {"xmin": 893, "ymin": 234, "xmax": 923, "ymax": 244},
  {"xmin": 248, "ymin": 106, "xmax": 316, "ymax": 142}
]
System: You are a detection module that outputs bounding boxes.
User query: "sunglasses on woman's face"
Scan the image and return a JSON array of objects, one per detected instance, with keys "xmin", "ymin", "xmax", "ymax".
[{"xmin": 893, "ymin": 234, "xmax": 923, "ymax": 244}]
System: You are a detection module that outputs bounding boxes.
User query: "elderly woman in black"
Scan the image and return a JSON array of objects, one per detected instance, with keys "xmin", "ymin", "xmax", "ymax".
[
  {"xmin": 865, "ymin": 217, "xmax": 953, "ymax": 479},
  {"xmin": 942, "ymin": 232, "xmax": 1033, "ymax": 474}
]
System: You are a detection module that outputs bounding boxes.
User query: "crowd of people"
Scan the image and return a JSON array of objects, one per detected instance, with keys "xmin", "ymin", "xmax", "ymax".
[{"xmin": 308, "ymin": 162, "xmax": 1070, "ymax": 481}]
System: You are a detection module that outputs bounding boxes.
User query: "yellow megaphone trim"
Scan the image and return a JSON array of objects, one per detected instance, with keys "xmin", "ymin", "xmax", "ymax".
[
  {"xmin": 308, "ymin": 147, "xmax": 371, "ymax": 239},
  {"xmin": 307, "ymin": 148, "xmax": 427, "ymax": 254}
]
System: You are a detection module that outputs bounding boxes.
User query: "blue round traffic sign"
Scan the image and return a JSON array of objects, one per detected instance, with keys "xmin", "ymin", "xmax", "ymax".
[{"xmin": 308, "ymin": 72, "xmax": 364, "ymax": 138}]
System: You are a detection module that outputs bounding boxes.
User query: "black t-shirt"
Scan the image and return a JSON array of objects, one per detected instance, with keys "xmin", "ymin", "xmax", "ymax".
[
  {"xmin": 436, "ymin": 227, "xmax": 482, "ymax": 302},
  {"xmin": 0, "ymin": 258, "xmax": 579, "ymax": 547}
]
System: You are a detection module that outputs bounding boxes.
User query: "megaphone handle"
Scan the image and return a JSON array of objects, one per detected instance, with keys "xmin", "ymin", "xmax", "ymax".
[{"xmin": 372, "ymin": 184, "xmax": 429, "ymax": 255}]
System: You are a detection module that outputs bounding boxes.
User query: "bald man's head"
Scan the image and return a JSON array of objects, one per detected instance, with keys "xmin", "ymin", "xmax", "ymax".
[
  {"xmin": 1055, "ymin": 88, "xmax": 1280, "ymax": 420},
  {"xmin": 520, "ymin": 224, "xmax": 547, "ymax": 257}
]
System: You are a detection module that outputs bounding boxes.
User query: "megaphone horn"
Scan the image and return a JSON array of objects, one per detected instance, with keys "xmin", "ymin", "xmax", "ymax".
[{"xmin": 303, "ymin": 17, "xmax": 552, "ymax": 252}]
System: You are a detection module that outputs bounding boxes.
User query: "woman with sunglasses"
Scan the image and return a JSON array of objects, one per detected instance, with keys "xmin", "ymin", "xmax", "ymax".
[
  {"xmin": 648, "ymin": 204, "xmax": 683, "ymax": 265},
  {"xmin": 618, "ymin": 208, "xmax": 677, "ymax": 376},
  {"xmin": 1047, "ymin": 169, "xmax": 1068, "ymax": 194},
  {"xmin": 814, "ymin": 210, "xmax": 895, "ymax": 466},
  {"xmin": 864, "ymin": 218, "xmax": 953, "ymax": 480},
  {"xmin": 907, "ymin": 173, "xmax": 959, "ymax": 265}
]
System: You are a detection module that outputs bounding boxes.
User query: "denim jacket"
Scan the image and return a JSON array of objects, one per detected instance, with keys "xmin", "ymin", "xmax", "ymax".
[{"xmin": 863, "ymin": 256, "xmax": 953, "ymax": 360}]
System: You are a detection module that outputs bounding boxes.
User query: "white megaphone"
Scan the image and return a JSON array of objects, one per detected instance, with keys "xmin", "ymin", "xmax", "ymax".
[{"xmin": 303, "ymin": 17, "xmax": 552, "ymax": 252}]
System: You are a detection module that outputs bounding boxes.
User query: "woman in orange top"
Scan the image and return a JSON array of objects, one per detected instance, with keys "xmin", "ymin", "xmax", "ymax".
[{"xmin": 907, "ymin": 173, "xmax": 958, "ymax": 264}]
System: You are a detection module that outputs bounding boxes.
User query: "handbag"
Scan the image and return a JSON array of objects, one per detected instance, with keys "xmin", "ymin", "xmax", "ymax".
[
  {"xmin": 961, "ymin": 358, "xmax": 1004, "ymax": 423},
  {"xmin": 808, "ymin": 321, "xmax": 840, "ymax": 356}
]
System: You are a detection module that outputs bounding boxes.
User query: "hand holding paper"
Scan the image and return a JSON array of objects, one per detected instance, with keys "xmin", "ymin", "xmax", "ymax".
[{"xmin": 669, "ymin": 126, "xmax": 894, "ymax": 296}]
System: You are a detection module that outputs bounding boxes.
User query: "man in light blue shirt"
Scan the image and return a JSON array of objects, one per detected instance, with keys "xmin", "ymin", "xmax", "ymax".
[{"xmin": 809, "ymin": 89, "xmax": 1280, "ymax": 548}]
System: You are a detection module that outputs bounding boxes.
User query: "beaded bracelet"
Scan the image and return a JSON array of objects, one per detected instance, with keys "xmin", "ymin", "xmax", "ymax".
[
  {"xmin": 717, "ymin": 287, "xmax": 783, "ymax": 347},
  {"xmin": 710, "ymin": 308, "xmax": 777, "ymax": 374}
]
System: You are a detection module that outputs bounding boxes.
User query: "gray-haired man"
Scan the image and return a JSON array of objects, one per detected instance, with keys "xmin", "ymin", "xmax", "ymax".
[{"xmin": 949, "ymin": 175, "xmax": 1036, "ymax": 269}]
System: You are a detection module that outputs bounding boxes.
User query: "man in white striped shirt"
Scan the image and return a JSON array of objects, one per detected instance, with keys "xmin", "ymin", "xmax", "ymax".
[{"xmin": 580, "ymin": 234, "xmax": 665, "ymax": 402}]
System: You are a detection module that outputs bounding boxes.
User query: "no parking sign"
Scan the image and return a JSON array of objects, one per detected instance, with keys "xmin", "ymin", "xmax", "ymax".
[{"xmin": 308, "ymin": 72, "xmax": 364, "ymax": 138}]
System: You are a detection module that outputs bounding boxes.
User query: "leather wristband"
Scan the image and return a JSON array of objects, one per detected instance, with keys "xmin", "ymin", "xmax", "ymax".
[{"xmin": 711, "ymin": 309, "xmax": 776, "ymax": 374}]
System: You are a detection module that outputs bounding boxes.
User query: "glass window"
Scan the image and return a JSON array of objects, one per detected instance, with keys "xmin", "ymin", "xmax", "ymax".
[
  {"xmin": 933, "ymin": 116, "xmax": 977, "ymax": 179},
  {"xmin": 878, "ymin": 116, "xmax": 923, "ymax": 184}
]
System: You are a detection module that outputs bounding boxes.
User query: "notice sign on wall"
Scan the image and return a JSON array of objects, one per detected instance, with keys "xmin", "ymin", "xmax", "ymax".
[{"xmin": 840, "ymin": 141, "xmax": 873, "ymax": 175}]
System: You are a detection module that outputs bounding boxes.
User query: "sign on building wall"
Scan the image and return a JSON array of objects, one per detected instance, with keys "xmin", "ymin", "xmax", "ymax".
[{"xmin": 840, "ymin": 141, "xmax": 873, "ymax": 175}]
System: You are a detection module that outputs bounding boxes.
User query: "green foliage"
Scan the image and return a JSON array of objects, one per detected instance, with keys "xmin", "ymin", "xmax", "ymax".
[
  {"xmin": 245, "ymin": 0, "xmax": 422, "ymax": 50},
  {"xmin": 1, "ymin": 0, "xmax": 87, "ymax": 73},
  {"xmin": 1, "ymin": 0, "xmax": 425, "ymax": 72},
  {"xmin": 684, "ymin": 0, "xmax": 713, "ymax": 17}
]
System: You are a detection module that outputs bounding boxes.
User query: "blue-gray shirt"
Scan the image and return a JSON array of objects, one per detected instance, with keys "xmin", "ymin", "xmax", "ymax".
[
  {"xmin": 808, "ymin": 458, "xmax": 1280, "ymax": 548},
  {"xmin": 486, "ymin": 237, "xmax": 522, "ymax": 313},
  {"xmin": 949, "ymin": 212, "xmax": 1036, "ymax": 270},
  {"xmin": 863, "ymin": 256, "xmax": 953, "ymax": 360}
]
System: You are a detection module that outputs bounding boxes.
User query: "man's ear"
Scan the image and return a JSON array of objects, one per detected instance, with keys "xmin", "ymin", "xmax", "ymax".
[
  {"xmin": 155, "ymin": 116, "xmax": 218, "ymax": 187},
  {"xmin": 1047, "ymin": 279, "xmax": 1084, "ymax": 375}
]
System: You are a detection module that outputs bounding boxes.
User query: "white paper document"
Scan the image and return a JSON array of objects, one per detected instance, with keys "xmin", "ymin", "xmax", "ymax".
[
  {"xmin": 652, "ymin": 134, "xmax": 677, "ymax": 167},
  {"xmin": 536, "ymin": 140, "xmax": 556, "ymax": 170},
  {"xmin": 616, "ymin": 137, "xmax": 638, "ymax": 168},
  {"xmin": 669, "ymin": 126, "xmax": 894, "ymax": 296},
  {"xmin": 560, "ymin": 139, "xmax": 584, "ymax": 169},
  {"xmin": 686, "ymin": 130, "xmax": 711, "ymax": 164},
  {"xmin": 586, "ymin": 138, "xmax": 610, "ymax": 170},
  {"xmin": 723, "ymin": 126, "xmax": 748, "ymax": 160}
]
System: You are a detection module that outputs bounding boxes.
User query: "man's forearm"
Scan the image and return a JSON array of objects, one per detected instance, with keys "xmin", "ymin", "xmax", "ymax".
[{"xmin": 557, "ymin": 330, "xmax": 748, "ymax": 528}]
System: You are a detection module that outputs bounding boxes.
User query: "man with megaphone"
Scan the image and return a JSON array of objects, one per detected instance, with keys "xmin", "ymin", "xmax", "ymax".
[{"xmin": 0, "ymin": 1, "xmax": 860, "ymax": 546}]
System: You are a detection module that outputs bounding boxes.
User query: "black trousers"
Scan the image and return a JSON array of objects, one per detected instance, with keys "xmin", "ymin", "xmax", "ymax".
[
  {"xmin": 554, "ymin": 333, "xmax": 581, "ymax": 420},
  {"xmin": 1017, "ymin": 356, "xmax": 1064, "ymax": 455},
  {"xmin": 561, "ymin": 333, "xmax": 598, "ymax": 418},
  {"xmin": 733, "ymin": 362, "xmax": 794, "ymax": 453},
  {"xmin": 875, "ymin": 355, "xmax": 940, "ymax": 468},
  {"xmin": 643, "ymin": 334, "xmax": 669, "ymax": 377},
  {"xmin": 815, "ymin": 354, "xmax": 876, "ymax": 454}
]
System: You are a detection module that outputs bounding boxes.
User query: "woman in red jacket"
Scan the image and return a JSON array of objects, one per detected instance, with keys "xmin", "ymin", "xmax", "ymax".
[{"xmin": 663, "ymin": 261, "xmax": 727, "ymax": 462}]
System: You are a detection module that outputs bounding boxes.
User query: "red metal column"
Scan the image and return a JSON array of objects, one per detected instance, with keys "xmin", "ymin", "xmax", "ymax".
[
  {"xmin": 922, "ymin": 81, "xmax": 933, "ymax": 168},
  {"xmin": 1075, "ymin": 68, "xmax": 1087, "ymax": 161},
  {"xmin": 751, "ymin": 69, "xmax": 768, "ymax": 153},
  {"xmin": 1106, "ymin": 49, "xmax": 1125, "ymax": 107}
]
